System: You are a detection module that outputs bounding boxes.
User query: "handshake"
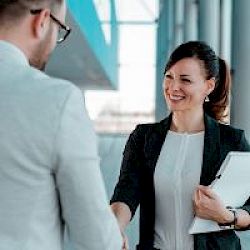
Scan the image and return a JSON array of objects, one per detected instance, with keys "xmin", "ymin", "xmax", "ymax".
[{"xmin": 121, "ymin": 231, "xmax": 129, "ymax": 250}]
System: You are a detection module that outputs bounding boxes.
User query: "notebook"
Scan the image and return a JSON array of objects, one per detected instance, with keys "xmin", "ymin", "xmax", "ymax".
[{"xmin": 189, "ymin": 151, "xmax": 250, "ymax": 234}]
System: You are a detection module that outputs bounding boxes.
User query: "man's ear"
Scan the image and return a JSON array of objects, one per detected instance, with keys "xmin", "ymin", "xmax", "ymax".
[
  {"xmin": 206, "ymin": 77, "xmax": 216, "ymax": 95},
  {"xmin": 31, "ymin": 9, "xmax": 51, "ymax": 40}
]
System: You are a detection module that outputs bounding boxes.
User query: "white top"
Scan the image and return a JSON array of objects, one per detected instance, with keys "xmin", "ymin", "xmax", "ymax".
[
  {"xmin": 0, "ymin": 41, "xmax": 122, "ymax": 250},
  {"xmin": 154, "ymin": 130, "xmax": 205, "ymax": 250}
]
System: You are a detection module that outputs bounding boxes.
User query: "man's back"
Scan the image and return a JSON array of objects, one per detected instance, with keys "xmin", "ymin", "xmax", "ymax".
[{"xmin": 0, "ymin": 41, "xmax": 122, "ymax": 250}]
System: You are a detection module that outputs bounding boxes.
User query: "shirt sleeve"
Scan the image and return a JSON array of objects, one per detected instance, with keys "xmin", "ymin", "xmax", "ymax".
[
  {"xmin": 111, "ymin": 125, "xmax": 144, "ymax": 218},
  {"xmin": 53, "ymin": 86, "xmax": 122, "ymax": 250}
]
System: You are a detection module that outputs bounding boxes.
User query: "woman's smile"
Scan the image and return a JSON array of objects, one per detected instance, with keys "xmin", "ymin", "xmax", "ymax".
[{"xmin": 168, "ymin": 94, "xmax": 186, "ymax": 102}]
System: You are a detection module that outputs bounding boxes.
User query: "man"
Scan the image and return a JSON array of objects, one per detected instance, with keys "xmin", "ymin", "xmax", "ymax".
[{"xmin": 0, "ymin": 0, "xmax": 122, "ymax": 249}]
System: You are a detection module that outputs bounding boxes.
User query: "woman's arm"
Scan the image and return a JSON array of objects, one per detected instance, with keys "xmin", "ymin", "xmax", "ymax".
[
  {"xmin": 235, "ymin": 209, "xmax": 250, "ymax": 229},
  {"xmin": 111, "ymin": 202, "xmax": 132, "ymax": 250},
  {"xmin": 193, "ymin": 185, "xmax": 250, "ymax": 229},
  {"xmin": 111, "ymin": 126, "xmax": 143, "ymax": 217},
  {"xmin": 111, "ymin": 202, "xmax": 132, "ymax": 232},
  {"xmin": 110, "ymin": 125, "xmax": 146, "ymax": 249},
  {"xmin": 194, "ymin": 130, "xmax": 250, "ymax": 229}
]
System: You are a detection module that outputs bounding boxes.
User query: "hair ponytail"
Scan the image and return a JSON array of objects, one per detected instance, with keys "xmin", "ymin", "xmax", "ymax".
[{"xmin": 204, "ymin": 58, "xmax": 231, "ymax": 123}]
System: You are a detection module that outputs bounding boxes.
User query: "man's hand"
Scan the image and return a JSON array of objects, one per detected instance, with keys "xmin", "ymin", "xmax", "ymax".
[{"xmin": 121, "ymin": 231, "xmax": 129, "ymax": 250}]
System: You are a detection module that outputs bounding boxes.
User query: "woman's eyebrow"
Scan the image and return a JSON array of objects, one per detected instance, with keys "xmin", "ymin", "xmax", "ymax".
[{"xmin": 180, "ymin": 74, "xmax": 191, "ymax": 77}]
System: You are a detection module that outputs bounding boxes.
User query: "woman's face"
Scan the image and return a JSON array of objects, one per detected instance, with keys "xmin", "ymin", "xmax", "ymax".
[{"xmin": 163, "ymin": 57, "xmax": 214, "ymax": 113}]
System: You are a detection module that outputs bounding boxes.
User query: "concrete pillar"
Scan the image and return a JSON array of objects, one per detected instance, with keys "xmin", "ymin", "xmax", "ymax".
[
  {"xmin": 155, "ymin": 0, "xmax": 174, "ymax": 121},
  {"xmin": 174, "ymin": 0, "xmax": 185, "ymax": 47},
  {"xmin": 167, "ymin": 0, "xmax": 175, "ymax": 52},
  {"xmin": 184, "ymin": 0, "xmax": 198, "ymax": 42},
  {"xmin": 198, "ymin": 0, "xmax": 220, "ymax": 54},
  {"xmin": 231, "ymin": 0, "xmax": 250, "ymax": 141},
  {"xmin": 220, "ymin": 0, "xmax": 232, "ymax": 65}
]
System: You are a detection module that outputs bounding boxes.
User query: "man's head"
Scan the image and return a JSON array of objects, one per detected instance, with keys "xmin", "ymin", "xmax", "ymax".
[{"xmin": 0, "ymin": 0, "xmax": 68, "ymax": 70}]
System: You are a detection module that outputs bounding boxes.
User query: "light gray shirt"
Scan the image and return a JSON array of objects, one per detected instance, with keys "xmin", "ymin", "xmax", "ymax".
[
  {"xmin": 154, "ymin": 130, "xmax": 204, "ymax": 250},
  {"xmin": 0, "ymin": 41, "xmax": 122, "ymax": 250}
]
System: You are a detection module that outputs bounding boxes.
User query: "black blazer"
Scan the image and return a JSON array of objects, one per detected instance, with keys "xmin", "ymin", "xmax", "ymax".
[{"xmin": 111, "ymin": 114, "xmax": 250, "ymax": 250}]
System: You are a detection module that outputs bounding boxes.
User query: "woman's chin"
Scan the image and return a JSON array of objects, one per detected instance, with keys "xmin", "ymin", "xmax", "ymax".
[
  {"xmin": 167, "ymin": 102, "xmax": 185, "ymax": 112},
  {"xmin": 170, "ymin": 107, "xmax": 185, "ymax": 112}
]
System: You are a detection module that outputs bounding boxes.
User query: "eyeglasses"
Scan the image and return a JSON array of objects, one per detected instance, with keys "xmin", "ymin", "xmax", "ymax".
[{"xmin": 30, "ymin": 9, "xmax": 71, "ymax": 44}]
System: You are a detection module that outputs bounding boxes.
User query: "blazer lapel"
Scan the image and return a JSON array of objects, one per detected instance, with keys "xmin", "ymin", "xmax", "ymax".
[
  {"xmin": 144, "ymin": 114, "xmax": 172, "ymax": 173},
  {"xmin": 147, "ymin": 113, "xmax": 222, "ymax": 185},
  {"xmin": 200, "ymin": 114, "xmax": 221, "ymax": 186}
]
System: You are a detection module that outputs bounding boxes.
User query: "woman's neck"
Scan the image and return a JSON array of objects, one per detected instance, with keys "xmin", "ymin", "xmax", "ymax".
[{"xmin": 170, "ymin": 109, "xmax": 205, "ymax": 133}]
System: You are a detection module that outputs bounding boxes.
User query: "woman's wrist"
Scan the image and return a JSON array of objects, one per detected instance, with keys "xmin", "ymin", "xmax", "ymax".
[
  {"xmin": 218, "ymin": 208, "xmax": 250, "ymax": 229},
  {"xmin": 235, "ymin": 209, "xmax": 250, "ymax": 229},
  {"xmin": 218, "ymin": 207, "xmax": 238, "ymax": 230}
]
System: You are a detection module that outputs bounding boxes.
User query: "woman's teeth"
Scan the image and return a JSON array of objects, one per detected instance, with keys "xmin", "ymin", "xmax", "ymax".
[{"xmin": 169, "ymin": 95, "xmax": 185, "ymax": 101}]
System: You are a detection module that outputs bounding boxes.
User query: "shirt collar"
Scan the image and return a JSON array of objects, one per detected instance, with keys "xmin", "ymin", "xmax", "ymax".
[{"xmin": 0, "ymin": 40, "xmax": 29, "ymax": 66}]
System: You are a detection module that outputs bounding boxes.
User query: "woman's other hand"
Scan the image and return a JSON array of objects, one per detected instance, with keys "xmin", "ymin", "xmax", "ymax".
[{"xmin": 193, "ymin": 185, "xmax": 234, "ymax": 224}]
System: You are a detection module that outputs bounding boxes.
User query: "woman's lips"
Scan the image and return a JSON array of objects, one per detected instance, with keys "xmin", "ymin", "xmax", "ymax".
[{"xmin": 169, "ymin": 94, "xmax": 185, "ymax": 101}]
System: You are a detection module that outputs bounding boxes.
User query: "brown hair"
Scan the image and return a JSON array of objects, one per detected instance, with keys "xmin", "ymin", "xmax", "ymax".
[
  {"xmin": 164, "ymin": 41, "xmax": 231, "ymax": 123},
  {"xmin": 0, "ymin": 0, "xmax": 63, "ymax": 23}
]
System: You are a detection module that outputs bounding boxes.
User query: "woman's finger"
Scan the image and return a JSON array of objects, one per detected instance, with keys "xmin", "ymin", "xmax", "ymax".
[
  {"xmin": 193, "ymin": 188, "xmax": 201, "ymax": 202},
  {"xmin": 198, "ymin": 185, "xmax": 217, "ymax": 199}
]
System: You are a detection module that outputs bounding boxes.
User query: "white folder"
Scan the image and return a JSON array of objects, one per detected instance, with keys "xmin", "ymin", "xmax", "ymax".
[{"xmin": 189, "ymin": 151, "xmax": 250, "ymax": 234}]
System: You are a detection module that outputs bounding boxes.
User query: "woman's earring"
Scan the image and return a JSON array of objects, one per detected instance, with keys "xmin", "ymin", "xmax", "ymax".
[{"xmin": 205, "ymin": 96, "xmax": 210, "ymax": 102}]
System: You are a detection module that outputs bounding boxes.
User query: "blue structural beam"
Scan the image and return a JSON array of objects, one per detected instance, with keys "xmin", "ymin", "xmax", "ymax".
[{"xmin": 67, "ymin": 0, "xmax": 118, "ymax": 89}]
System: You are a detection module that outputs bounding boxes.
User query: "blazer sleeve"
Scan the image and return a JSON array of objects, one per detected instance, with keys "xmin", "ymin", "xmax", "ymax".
[
  {"xmin": 111, "ymin": 125, "xmax": 145, "ymax": 218},
  {"xmin": 238, "ymin": 131, "xmax": 250, "ymax": 216},
  {"xmin": 53, "ymin": 86, "xmax": 122, "ymax": 250}
]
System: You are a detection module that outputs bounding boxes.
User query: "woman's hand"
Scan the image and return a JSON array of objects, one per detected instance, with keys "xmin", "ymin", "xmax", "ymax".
[{"xmin": 193, "ymin": 185, "xmax": 234, "ymax": 224}]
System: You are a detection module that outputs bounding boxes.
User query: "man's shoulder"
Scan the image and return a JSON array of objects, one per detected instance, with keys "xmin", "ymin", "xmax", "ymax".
[
  {"xmin": 23, "ymin": 66, "xmax": 82, "ymax": 102},
  {"xmin": 28, "ymin": 66, "xmax": 77, "ymax": 90}
]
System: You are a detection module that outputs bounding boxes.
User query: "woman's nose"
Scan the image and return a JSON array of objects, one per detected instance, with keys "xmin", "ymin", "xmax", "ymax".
[{"xmin": 167, "ymin": 79, "xmax": 181, "ymax": 91}]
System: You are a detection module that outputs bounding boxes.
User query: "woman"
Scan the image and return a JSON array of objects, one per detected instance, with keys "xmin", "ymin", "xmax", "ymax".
[{"xmin": 111, "ymin": 41, "xmax": 250, "ymax": 250}]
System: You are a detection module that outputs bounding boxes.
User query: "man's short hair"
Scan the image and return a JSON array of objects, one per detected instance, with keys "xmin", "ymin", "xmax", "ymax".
[{"xmin": 0, "ymin": 0, "xmax": 63, "ymax": 24}]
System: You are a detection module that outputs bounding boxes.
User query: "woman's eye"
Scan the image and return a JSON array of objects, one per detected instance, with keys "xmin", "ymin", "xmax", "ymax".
[
  {"xmin": 181, "ymin": 79, "xmax": 191, "ymax": 84},
  {"xmin": 165, "ymin": 75, "xmax": 172, "ymax": 79}
]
